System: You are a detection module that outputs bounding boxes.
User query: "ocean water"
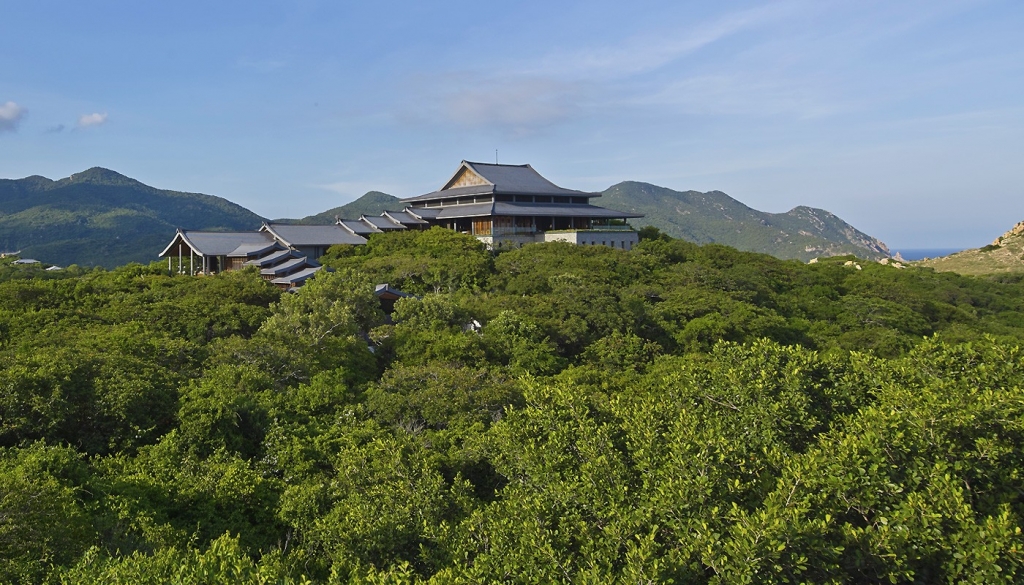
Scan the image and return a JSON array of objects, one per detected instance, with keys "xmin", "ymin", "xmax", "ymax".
[{"xmin": 891, "ymin": 248, "xmax": 965, "ymax": 261}]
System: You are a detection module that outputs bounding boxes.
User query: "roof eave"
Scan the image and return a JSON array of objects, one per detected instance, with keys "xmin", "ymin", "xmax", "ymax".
[
  {"xmin": 260, "ymin": 223, "xmax": 293, "ymax": 248},
  {"xmin": 159, "ymin": 229, "xmax": 206, "ymax": 258}
]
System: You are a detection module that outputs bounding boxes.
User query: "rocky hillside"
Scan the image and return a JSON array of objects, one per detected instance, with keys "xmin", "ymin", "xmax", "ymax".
[
  {"xmin": 916, "ymin": 220, "xmax": 1024, "ymax": 276},
  {"xmin": 600, "ymin": 182, "xmax": 889, "ymax": 261}
]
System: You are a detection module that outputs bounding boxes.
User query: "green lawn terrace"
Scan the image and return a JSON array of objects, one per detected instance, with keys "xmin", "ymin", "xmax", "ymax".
[{"xmin": 159, "ymin": 161, "xmax": 643, "ymax": 287}]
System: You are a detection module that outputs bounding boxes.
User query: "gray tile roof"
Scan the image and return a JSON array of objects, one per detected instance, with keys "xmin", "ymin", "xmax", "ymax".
[
  {"xmin": 361, "ymin": 216, "xmax": 406, "ymax": 230},
  {"xmin": 494, "ymin": 202, "xmax": 642, "ymax": 218},
  {"xmin": 261, "ymin": 256, "xmax": 314, "ymax": 277},
  {"xmin": 434, "ymin": 203, "xmax": 495, "ymax": 219},
  {"xmin": 339, "ymin": 220, "xmax": 381, "ymax": 235},
  {"xmin": 272, "ymin": 266, "xmax": 321, "ymax": 286},
  {"xmin": 406, "ymin": 207, "xmax": 441, "ymax": 219},
  {"xmin": 161, "ymin": 231, "xmax": 275, "ymax": 257},
  {"xmin": 384, "ymin": 210, "xmax": 429, "ymax": 225},
  {"xmin": 429, "ymin": 202, "xmax": 641, "ymax": 219},
  {"xmin": 374, "ymin": 283, "xmax": 412, "ymax": 299},
  {"xmin": 228, "ymin": 241, "xmax": 281, "ymax": 257},
  {"xmin": 244, "ymin": 249, "xmax": 299, "ymax": 268},
  {"xmin": 262, "ymin": 224, "xmax": 367, "ymax": 246},
  {"xmin": 402, "ymin": 161, "xmax": 598, "ymax": 203},
  {"xmin": 466, "ymin": 162, "xmax": 592, "ymax": 196}
]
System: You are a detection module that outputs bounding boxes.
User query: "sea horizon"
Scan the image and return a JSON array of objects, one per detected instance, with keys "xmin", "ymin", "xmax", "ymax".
[{"xmin": 891, "ymin": 248, "xmax": 965, "ymax": 261}]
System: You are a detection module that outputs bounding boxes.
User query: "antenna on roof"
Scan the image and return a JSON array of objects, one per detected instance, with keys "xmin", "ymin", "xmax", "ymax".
[{"xmin": 495, "ymin": 149, "xmax": 498, "ymax": 165}]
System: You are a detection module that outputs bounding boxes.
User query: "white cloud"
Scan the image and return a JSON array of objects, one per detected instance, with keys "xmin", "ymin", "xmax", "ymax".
[
  {"xmin": 444, "ymin": 77, "xmax": 584, "ymax": 136},
  {"xmin": 394, "ymin": 73, "xmax": 587, "ymax": 137},
  {"xmin": 0, "ymin": 101, "xmax": 27, "ymax": 133},
  {"xmin": 77, "ymin": 112, "xmax": 108, "ymax": 128}
]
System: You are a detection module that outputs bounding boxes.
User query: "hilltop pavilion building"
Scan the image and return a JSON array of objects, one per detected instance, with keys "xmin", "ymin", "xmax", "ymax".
[
  {"xmin": 158, "ymin": 161, "xmax": 641, "ymax": 288},
  {"xmin": 401, "ymin": 161, "xmax": 641, "ymax": 249}
]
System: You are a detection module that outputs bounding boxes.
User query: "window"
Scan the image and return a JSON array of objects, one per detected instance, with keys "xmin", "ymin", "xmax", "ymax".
[{"xmin": 473, "ymin": 219, "xmax": 492, "ymax": 235}]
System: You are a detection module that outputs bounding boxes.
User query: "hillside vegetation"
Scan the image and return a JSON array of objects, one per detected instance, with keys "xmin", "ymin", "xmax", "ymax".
[
  {"xmin": 2, "ymin": 230, "xmax": 1023, "ymax": 583},
  {"xmin": 1, "ymin": 168, "xmax": 891, "ymax": 268},
  {"xmin": 917, "ymin": 220, "xmax": 1024, "ymax": 276},
  {"xmin": 276, "ymin": 191, "xmax": 401, "ymax": 225},
  {"xmin": 602, "ymin": 181, "xmax": 890, "ymax": 261},
  {"xmin": 0, "ymin": 168, "xmax": 264, "ymax": 268}
]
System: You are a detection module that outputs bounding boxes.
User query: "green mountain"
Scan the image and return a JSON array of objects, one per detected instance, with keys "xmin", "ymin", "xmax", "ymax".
[
  {"xmin": 601, "ymin": 181, "xmax": 890, "ymax": 261},
  {"xmin": 916, "ymin": 220, "xmax": 1024, "ymax": 276},
  {"xmin": 1, "ymin": 169, "xmax": 891, "ymax": 269},
  {"xmin": 275, "ymin": 191, "xmax": 400, "ymax": 225},
  {"xmin": 0, "ymin": 168, "xmax": 265, "ymax": 268}
]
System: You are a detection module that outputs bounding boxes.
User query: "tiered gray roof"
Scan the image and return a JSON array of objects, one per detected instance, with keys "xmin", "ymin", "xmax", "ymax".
[
  {"xmin": 228, "ymin": 241, "xmax": 281, "ymax": 257},
  {"xmin": 360, "ymin": 216, "xmax": 406, "ymax": 230},
  {"xmin": 428, "ymin": 201, "xmax": 642, "ymax": 219},
  {"xmin": 339, "ymin": 220, "xmax": 382, "ymax": 235},
  {"xmin": 244, "ymin": 249, "xmax": 300, "ymax": 268},
  {"xmin": 261, "ymin": 256, "xmax": 314, "ymax": 277},
  {"xmin": 261, "ymin": 224, "xmax": 367, "ymax": 246},
  {"xmin": 384, "ymin": 210, "xmax": 429, "ymax": 226},
  {"xmin": 273, "ymin": 266, "xmax": 321, "ymax": 287}
]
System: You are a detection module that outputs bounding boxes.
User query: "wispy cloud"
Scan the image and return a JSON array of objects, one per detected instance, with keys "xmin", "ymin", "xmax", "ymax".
[
  {"xmin": 530, "ymin": 2, "xmax": 799, "ymax": 80},
  {"xmin": 443, "ymin": 77, "xmax": 584, "ymax": 136},
  {"xmin": 392, "ymin": 3, "xmax": 798, "ymax": 137},
  {"xmin": 0, "ymin": 101, "xmax": 27, "ymax": 133},
  {"xmin": 77, "ymin": 112, "xmax": 108, "ymax": 128},
  {"xmin": 45, "ymin": 124, "xmax": 66, "ymax": 134},
  {"xmin": 637, "ymin": 73, "xmax": 847, "ymax": 119},
  {"xmin": 394, "ymin": 73, "xmax": 588, "ymax": 138}
]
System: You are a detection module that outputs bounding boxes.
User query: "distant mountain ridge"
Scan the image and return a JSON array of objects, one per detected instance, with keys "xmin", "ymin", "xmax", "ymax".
[
  {"xmin": 275, "ymin": 191, "xmax": 399, "ymax": 225},
  {"xmin": 600, "ymin": 181, "xmax": 889, "ymax": 261},
  {"xmin": 0, "ymin": 168, "xmax": 265, "ymax": 267},
  {"xmin": 1, "ymin": 168, "xmax": 890, "ymax": 267}
]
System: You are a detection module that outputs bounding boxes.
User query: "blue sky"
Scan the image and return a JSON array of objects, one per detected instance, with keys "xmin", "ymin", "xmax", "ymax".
[{"xmin": 2, "ymin": 0, "xmax": 1022, "ymax": 248}]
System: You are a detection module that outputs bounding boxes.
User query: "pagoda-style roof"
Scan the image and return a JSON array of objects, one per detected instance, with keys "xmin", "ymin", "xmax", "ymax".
[{"xmin": 402, "ymin": 161, "xmax": 599, "ymax": 203}]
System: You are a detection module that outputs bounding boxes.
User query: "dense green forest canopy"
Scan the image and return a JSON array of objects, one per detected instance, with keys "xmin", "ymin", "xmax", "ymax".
[{"xmin": 2, "ymin": 228, "xmax": 1023, "ymax": 583}]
